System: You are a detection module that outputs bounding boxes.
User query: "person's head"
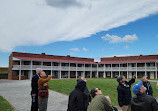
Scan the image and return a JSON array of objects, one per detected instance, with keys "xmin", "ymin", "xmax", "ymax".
[
  {"xmin": 90, "ymin": 88, "xmax": 102, "ymax": 97},
  {"xmin": 77, "ymin": 76, "xmax": 87, "ymax": 82},
  {"xmin": 132, "ymin": 81, "xmax": 146, "ymax": 95},
  {"xmin": 141, "ymin": 76, "xmax": 148, "ymax": 82},
  {"xmin": 89, "ymin": 88, "xmax": 102, "ymax": 102},
  {"xmin": 39, "ymin": 71, "xmax": 47, "ymax": 78},
  {"xmin": 36, "ymin": 68, "xmax": 42, "ymax": 74},
  {"xmin": 117, "ymin": 75, "xmax": 125, "ymax": 83},
  {"xmin": 75, "ymin": 80, "xmax": 86, "ymax": 92}
]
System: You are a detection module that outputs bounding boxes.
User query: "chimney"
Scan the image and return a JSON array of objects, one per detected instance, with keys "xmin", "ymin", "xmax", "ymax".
[
  {"xmin": 41, "ymin": 53, "xmax": 45, "ymax": 55},
  {"xmin": 67, "ymin": 55, "xmax": 70, "ymax": 57}
]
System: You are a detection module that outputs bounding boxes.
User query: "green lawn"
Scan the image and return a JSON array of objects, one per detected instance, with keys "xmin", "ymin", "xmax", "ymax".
[
  {"xmin": 0, "ymin": 96, "xmax": 14, "ymax": 111},
  {"xmin": 49, "ymin": 78, "xmax": 158, "ymax": 107}
]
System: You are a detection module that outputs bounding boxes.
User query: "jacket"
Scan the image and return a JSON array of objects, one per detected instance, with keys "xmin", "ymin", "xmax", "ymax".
[
  {"xmin": 143, "ymin": 81, "xmax": 153, "ymax": 96},
  {"xmin": 38, "ymin": 76, "xmax": 52, "ymax": 98},
  {"xmin": 77, "ymin": 79, "xmax": 89, "ymax": 109},
  {"xmin": 131, "ymin": 93, "xmax": 158, "ymax": 111},
  {"xmin": 31, "ymin": 74, "xmax": 40, "ymax": 95},
  {"xmin": 67, "ymin": 80, "xmax": 87, "ymax": 111},
  {"xmin": 88, "ymin": 95, "xmax": 114, "ymax": 111},
  {"xmin": 117, "ymin": 78, "xmax": 135, "ymax": 107}
]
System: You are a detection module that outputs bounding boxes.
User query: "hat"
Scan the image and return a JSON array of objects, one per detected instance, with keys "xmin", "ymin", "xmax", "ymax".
[
  {"xmin": 117, "ymin": 76, "xmax": 123, "ymax": 82},
  {"xmin": 132, "ymin": 81, "xmax": 143, "ymax": 94}
]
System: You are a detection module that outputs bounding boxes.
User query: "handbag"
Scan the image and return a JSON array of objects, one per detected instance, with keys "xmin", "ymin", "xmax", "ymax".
[{"xmin": 38, "ymin": 89, "xmax": 48, "ymax": 97}]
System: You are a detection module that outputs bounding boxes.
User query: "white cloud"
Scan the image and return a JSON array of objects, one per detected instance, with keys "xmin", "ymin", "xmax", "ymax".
[
  {"xmin": 124, "ymin": 45, "xmax": 129, "ymax": 49},
  {"xmin": 0, "ymin": 0, "xmax": 158, "ymax": 52},
  {"xmin": 83, "ymin": 48, "xmax": 88, "ymax": 51},
  {"xmin": 70, "ymin": 48, "xmax": 80, "ymax": 52},
  {"xmin": 101, "ymin": 34, "xmax": 138, "ymax": 43}
]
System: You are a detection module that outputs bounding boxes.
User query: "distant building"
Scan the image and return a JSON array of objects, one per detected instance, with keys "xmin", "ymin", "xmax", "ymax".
[{"xmin": 8, "ymin": 52, "xmax": 158, "ymax": 80}]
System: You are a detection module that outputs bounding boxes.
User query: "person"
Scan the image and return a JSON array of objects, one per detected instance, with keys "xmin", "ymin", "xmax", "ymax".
[
  {"xmin": 117, "ymin": 75, "xmax": 136, "ymax": 111},
  {"xmin": 141, "ymin": 76, "xmax": 153, "ymax": 96},
  {"xmin": 131, "ymin": 81, "xmax": 158, "ymax": 111},
  {"xmin": 38, "ymin": 71, "xmax": 52, "ymax": 111},
  {"xmin": 88, "ymin": 88, "xmax": 115, "ymax": 111},
  {"xmin": 31, "ymin": 68, "xmax": 42, "ymax": 111},
  {"xmin": 67, "ymin": 80, "xmax": 87, "ymax": 111},
  {"xmin": 77, "ymin": 77, "xmax": 89, "ymax": 110}
]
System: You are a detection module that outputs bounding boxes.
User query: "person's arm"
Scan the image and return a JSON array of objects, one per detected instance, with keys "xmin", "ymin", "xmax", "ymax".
[
  {"xmin": 102, "ymin": 96, "xmax": 114, "ymax": 111},
  {"xmin": 128, "ymin": 75, "xmax": 136, "ymax": 85},
  {"xmin": 117, "ymin": 87, "xmax": 123, "ymax": 107},
  {"xmin": 156, "ymin": 82, "xmax": 158, "ymax": 89},
  {"xmin": 31, "ymin": 76, "xmax": 36, "ymax": 95},
  {"xmin": 40, "ymin": 76, "xmax": 52, "ymax": 85}
]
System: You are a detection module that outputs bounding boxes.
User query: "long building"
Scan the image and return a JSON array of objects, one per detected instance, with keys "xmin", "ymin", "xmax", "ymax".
[{"xmin": 8, "ymin": 52, "xmax": 158, "ymax": 80}]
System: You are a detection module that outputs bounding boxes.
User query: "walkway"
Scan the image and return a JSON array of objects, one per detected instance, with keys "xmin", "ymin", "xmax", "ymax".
[{"xmin": 0, "ymin": 80, "xmax": 68, "ymax": 111}]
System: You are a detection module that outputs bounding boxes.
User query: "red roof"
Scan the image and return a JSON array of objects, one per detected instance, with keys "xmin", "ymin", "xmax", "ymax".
[
  {"xmin": 99, "ymin": 59, "xmax": 158, "ymax": 64},
  {"xmin": 14, "ymin": 57, "xmax": 97, "ymax": 64}
]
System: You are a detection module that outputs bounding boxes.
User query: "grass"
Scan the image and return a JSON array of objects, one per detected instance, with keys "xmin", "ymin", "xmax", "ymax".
[
  {"xmin": 0, "ymin": 72, "xmax": 8, "ymax": 74},
  {"xmin": 0, "ymin": 96, "xmax": 14, "ymax": 111},
  {"xmin": 49, "ymin": 78, "xmax": 158, "ymax": 107}
]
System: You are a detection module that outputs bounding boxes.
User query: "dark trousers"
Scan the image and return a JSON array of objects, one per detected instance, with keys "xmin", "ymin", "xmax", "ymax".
[{"xmin": 31, "ymin": 95, "xmax": 38, "ymax": 111}]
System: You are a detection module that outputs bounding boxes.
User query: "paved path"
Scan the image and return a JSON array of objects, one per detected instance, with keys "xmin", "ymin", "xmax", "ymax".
[{"xmin": 0, "ymin": 80, "xmax": 68, "ymax": 111}]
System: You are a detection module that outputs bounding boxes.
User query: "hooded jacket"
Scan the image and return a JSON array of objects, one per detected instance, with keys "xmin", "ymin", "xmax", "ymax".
[
  {"xmin": 67, "ymin": 80, "xmax": 87, "ymax": 111},
  {"xmin": 131, "ymin": 93, "xmax": 158, "ymax": 111}
]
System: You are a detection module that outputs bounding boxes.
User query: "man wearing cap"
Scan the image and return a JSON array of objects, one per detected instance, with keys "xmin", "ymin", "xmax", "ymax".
[
  {"xmin": 117, "ymin": 75, "xmax": 136, "ymax": 111},
  {"xmin": 131, "ymin": 81, "xmax": 158, "ymax": 111}
]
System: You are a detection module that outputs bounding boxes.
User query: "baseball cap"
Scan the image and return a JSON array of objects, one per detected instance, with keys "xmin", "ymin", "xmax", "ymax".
[
  {"xmin": 132, "ymin": 81, "xmax": 143, "ymax": 94},
  {"xmin": 117, "ymin": 76, "xmax": 123, "ymax": 82}
]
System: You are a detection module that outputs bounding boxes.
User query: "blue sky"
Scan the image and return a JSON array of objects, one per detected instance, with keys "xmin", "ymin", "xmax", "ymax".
[{"xmin": 0, "ymin": 0, "xmax": 158, "ymax": 67}]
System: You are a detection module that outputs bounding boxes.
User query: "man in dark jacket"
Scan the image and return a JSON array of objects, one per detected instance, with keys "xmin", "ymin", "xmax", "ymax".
[
  {"xmin": 117, "ymin": 75, "xmax": 136, "ymax": 111},
  {"xmin": 67, "ymin": 80, "xmax": 87, "ymax": 111},
  {"xmin": 77, "ymin": 77, "xmax": 89, "ymax": 110},
  {"xmin": 31, "ymin": 68, "xmax": 42, "ymax": 111},
  {"xmin": 131, "ymin": 81, "xmax": 158, "ymax": 111},
  {"xmin": 141, "ymin": 76, "xmax": 153, "ymax": 96}
]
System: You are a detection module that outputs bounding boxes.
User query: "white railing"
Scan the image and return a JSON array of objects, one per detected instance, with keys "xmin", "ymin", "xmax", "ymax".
[
  {"xmin": 112, "ymin": 67, "xmax": 119, "ymax": 71},
  {"xmin": 85, "ymin": 67, "xmax": 92, "ymax": 71},
  {"xmin": 12, "ymin": 65, "xmax": 20, "ymax": 70},
  {"xmin": 12, "ymin": 65, "xmax": 157, "ymax": 71},
  {"xmin": 21, "ymin": 65, "xmax": 31, "ymax": 69},
  {"xmin": 70, "ymin": 67, "xmax": 76, "ymax": 71},
  {"xmin": 52, "ymin": 66, "xmax": 61, "ymax": 70},
  {"xmin": 137, "ymin": 67, "xmax": 145, "ymax": 71},
  {"xmin": 105, "ymin": 67, "xmax": 111, "ymax": 71},
  {"xmin": 128, "ymin": 67, "xmax": 137, "ymax": 71},
  {"xmin": 98, "ymin": 67, "xmax": 104, "ymax": 71},
  {"xmin": 146, "ymin": 67, "xmax": 156, "ymax": 71},
  {"xmin": 77, "ymin": 67, "xmax": 84, "ymax": 71},
  {"xmin": 32, "ymin": 65, "xmax": 41, "ymax": 69},
  {"xmin": 42, "ymin": 66, "xmax": 52, "ymax": 70}
]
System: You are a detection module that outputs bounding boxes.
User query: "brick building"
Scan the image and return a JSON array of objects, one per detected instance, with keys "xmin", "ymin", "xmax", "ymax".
[{"xmin": 8, "ymin": 52, "xmax": 158, "ymax": 80}]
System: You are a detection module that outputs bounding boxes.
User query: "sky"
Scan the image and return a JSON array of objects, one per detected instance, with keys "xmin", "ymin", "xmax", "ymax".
[{"xmin": 0, "ymin": 0, "xmax": 158, "ymax": 67}]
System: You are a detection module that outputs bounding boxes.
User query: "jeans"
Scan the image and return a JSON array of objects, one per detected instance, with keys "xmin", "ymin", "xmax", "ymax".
[{"xmin": 38, "ymin": 97, "xmax": 48, "ymax": 111}]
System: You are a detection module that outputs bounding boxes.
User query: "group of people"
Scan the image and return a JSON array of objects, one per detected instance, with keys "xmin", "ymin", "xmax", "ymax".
[
  {"xmin": 117, "ymin": 75, "xmax": 158, "ymax": 111},
  {"xmin": 68, "ymin": 75, "xmax": 158, "ymax": 111},
  {"xmin": 67, "ymin": 77, "xmax": 118, "ymax": 111},
  {"xmin": 31, "ymin": 68, "xmax": 158, "ymax": 111},
  {"xmin": 31, "ymin": 68, "xmax": 52, "ymax": 111}
]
